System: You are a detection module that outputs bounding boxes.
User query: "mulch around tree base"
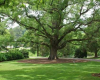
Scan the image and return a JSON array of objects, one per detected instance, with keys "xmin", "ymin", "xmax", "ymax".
[
  {"xmin": 92, "ymin": 73, "xmax": 100, "ymax": 77},
  {"xmin": 18, "ymin": 58, "xmax": 88, "ymax": 64}
]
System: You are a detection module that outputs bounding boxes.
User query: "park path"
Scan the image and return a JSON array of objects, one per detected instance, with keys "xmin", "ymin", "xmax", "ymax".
[
  {"xmin": 66, "ymin": 58, "xmax": 100, "ymax": 62},
  {"xmin": 30, "ymin": 57, "xmax": 100, "ymax": 62}
]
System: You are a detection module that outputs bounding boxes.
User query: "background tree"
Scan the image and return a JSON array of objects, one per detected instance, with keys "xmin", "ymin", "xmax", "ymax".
[
  {"xmin": 86, "ymin": 27, "xmax": 100, "ymax": 58},
  {"xmin": 58, "ymin": 42, "xmax": 76, "ymax": 57},
  {"xmin": 9, "ymin": 26, "xmax": 26, "ymax": 41},
  {"xmin": 87, "ymin": 40, "xmax": 100, "ymax": 58},
  {"xmin": 0, "ymin": 17, "xmax": 13, "ymax": 51},
  {"xmin": 8, "ymin": 26, "xmax": 26, "ymax": 48}
]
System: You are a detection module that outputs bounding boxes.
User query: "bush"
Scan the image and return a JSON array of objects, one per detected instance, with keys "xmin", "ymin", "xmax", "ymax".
[
  {"xmin": 58, "ymin": 52, "xmax": 64, "ymax": 57},
  {"xmin": 5, "ymin": 52, "xmax": 13, "ymax": 61},
  {"xmin": 8, "ymin": 49, "xmax": 24, "ymax": 60},
  {"xmin": 19, "ymin": 49, "xmax": 29, "ymax": 58},
  {"xmin": 74, "ymin": 48, "xmax": 87, "ymax": 58},
  {"xmin": 0, "ymin": 49, "xmax": 29, "ymax": 62},
  {"xmin": 0, "ymin": 53, "xmax": 7, "ymax": 61}
]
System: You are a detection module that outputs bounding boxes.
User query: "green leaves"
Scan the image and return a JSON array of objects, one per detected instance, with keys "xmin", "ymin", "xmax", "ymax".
[{"xmin": 0, "ymin": 0, "xmax": 100, "ymax": 55}]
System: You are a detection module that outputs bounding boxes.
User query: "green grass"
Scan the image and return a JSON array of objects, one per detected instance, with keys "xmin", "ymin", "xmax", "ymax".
[
  {"xmin": 0, "ymin": 60, "xmax": 100, "ymax": 80},
  {"xmin": 87, "ymin": 56, "xmax": 100, "ymax": 59}
]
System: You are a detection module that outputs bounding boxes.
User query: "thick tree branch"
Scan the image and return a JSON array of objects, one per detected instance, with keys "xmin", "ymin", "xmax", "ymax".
[
  {"xmin": 25, "ymin": 8, "xmax": 52, "ymax": 38},
  {"xmin": 67, "ymin": 38, "xmax": 89, "ymax": 42},
  {"xmin": 80, "ymin": 4, "xmax": 84, "ymax": 15},
  {"xmin": 58, "ymin": 25, "xmax": 100, "ymax": 49},
  {"xmin": 0, "ymin": 12, "xmax": 48, "ymax": 38},
  {"xmin": 58, "ymin": 38, "xmax": 89, "ymax": 49},
  {"xmin": 80, "ymin": 8, "xmax": 91, "ymax": 15},
  {"xmin": 58, "ymin": 24, "xmax": 81, "ymax": 44},
  {"xmin": 0, "ymin": 12, "xmax": 39, "ymax": 30},
  {"xmin": 16, "ymin": 40, "xmax": 50, "ymax": 48}
]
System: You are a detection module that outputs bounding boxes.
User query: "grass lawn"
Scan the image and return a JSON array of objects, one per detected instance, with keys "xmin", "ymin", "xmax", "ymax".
[
  {"xmin": 0, "ymin": 59, "xmax": 100, "ymax": 80},
  {"xmin": 88, "ymin": 57, "xmax": 100, "ymax": 59}
]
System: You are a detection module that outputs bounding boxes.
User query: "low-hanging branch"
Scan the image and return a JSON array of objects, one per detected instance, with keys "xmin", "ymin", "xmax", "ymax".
[
  {"xmin": 30, "ymin": 41, "xmax": 50, "ymax": 47},
  {"xmin": 58, "ymin": 24, "xmax": 81, "ymax": 44},
  {"xmin": 58, "ymin": 26, "xmax": 100, "ymax": 50},
  {"xmin": 12, "ymin": 40, "xmax": 50, "ymax": 48},
  {"xmin": 58, "ymin": 38, "xmax": 89, "ymax": 50}
]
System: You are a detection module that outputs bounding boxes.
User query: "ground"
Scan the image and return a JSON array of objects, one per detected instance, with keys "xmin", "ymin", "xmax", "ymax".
[
  {"xmin": 92, "ymin": 73, "xmax": 100, "ymax": 78},
  {"xmin": 18, "ymin": 58, "xmax": 88, "ymax": 64},
  {"xmin": 18, "ymin": 58, "xmax": 100, "ymax": 78}
]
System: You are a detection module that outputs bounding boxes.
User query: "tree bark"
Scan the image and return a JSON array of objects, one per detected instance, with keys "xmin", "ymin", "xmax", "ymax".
[
  {"xmin": 48, "ymin": 46, "xmax": 59, "ymax": 60},
  {"xmin": 94, "ymin": 50, "xmax": 98, "ymax": 58},
  {"xmin": 37, "ymin": 45, "xmax": 39, "ymax": 56}
]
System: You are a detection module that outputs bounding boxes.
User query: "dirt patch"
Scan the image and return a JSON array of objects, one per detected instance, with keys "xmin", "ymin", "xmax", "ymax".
[
  {"xmin": 92, "ymin": 73, "xmax": 100, "ymax": 77},
  {"xmin": 18, "ymin": 58, "xmax": 88, "ymax": 64}
]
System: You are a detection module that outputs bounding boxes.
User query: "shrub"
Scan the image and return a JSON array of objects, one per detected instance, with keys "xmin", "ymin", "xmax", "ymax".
[
  {"xmin": 58, "ymin": 52, "xmax": 64, "ymax": 57},
  {"xmin": 0, "ymin": 49, "xmax": 27, "ymax": 62},
  {"xmin": 2, "ymin": 53, "xmax": 7, "ymax": 61},
  {"xmin": 0, "ymin": 53, "xmax": 7, "ymax": 62},
  {"xmin": 19, "ymin": 49, "xmax": 29, "ymax": 58},
  {"xmin": 8, "ymin": 49, "xmax": 24, "ymax": 60},
  {"xmin": 0, "ymin": 54, "xmax": 3, "ymax": 62},
  {"xmin": 5, "ymin": 53, "xmax": 13, "ymax": 61},
  {"xmin": 74, "ymin": 48, "xmax": 87, "ymax": 58}
]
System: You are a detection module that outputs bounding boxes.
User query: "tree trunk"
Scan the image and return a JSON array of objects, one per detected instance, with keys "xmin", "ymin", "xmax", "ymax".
[
  {"xmin": 94, "ymin": 50, "xmax": 98, "ymax": 58},
  {"xmin": 48, "ymin": 46, "xmax": 59, "ymax": 60},
  {"xmin": 37, "ymin": 45, "xmax": 39, "ymax": 56}
]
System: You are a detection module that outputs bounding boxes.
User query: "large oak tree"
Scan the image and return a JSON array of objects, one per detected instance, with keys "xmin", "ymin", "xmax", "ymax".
[{"xmin": 0, "ymin": 0, "xmax": 100, "ymax": 60}]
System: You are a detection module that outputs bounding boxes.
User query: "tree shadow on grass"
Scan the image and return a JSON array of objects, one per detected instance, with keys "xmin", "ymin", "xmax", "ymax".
[
  {"xmin": 1, "ymin": 61, "xmax": 100, "ymax": 80},
  {"xmin": 0, "ymin": 66, "xmax": 99, "ymax": 80},
  {"xmin": 0, "ymin": 68, "xmax": 79, "ymax": 80}
]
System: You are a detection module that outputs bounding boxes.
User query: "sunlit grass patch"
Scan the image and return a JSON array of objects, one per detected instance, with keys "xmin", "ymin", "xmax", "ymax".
[{"xmin": 0, "ymin": 60, "xmax": 100, "ymax": 80}]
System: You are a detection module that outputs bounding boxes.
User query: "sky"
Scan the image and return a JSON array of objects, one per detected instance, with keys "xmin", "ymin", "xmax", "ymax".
[{"xmin": 9, "ymin": 22, "xmax": 19, "ymax": 28}]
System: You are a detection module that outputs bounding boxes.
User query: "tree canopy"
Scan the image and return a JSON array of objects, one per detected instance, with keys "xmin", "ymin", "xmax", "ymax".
[{"xmin": 0, "ymin": 0, "xmax": 100, "ymax": 59}]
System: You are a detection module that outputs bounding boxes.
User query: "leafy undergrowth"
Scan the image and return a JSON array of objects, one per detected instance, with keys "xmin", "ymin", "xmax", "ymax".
[{"xmin": 0, "ymin": 60, "xmax": 100, "ymax": 80}]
